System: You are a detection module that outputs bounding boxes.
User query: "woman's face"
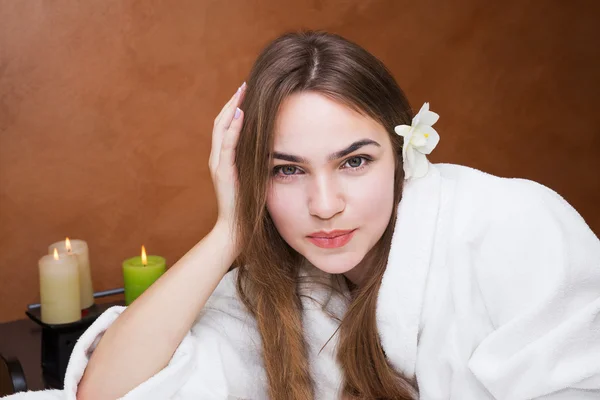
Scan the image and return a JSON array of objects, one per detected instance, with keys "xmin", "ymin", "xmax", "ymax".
[{"xmin": 266, "ymin": 91, "xmax": 396, "ymax": 285}]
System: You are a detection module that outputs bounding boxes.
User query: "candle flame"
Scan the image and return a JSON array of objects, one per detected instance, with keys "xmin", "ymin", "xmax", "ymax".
[
  {"xmin": 53, "ymin": 248, "xmax": 59, "ymax": 260},
  {"xmin": 65, "ymin": 237, "xmax": 72, "ymax": 253},
  {"xmin": 141, "ymin": 245, "xmax": 147, "ymax": 266}
]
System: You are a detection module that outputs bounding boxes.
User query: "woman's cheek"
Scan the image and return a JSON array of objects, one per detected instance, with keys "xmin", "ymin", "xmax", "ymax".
[
  {"xmin": 348, "ymin": 168, "xmax": 395, "ymax": 222},
  {"xmin": 267, "ymin": 183, "xmax": 304, "ymax": 237}
]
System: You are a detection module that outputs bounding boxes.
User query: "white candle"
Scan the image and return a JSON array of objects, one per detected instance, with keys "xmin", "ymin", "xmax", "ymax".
[
  {"xmin": 48, "ymin": 238, "xmax": 94, "ymax": 309},
  {"xmin": 38, "ymin": 249, "xmax": 81, "ymax": 324}
]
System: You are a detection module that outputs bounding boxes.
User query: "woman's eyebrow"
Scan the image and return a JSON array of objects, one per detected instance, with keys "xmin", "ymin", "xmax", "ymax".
[{"xmin": 272, "ymin": 139, "xmax": 381, "ymax": 163}]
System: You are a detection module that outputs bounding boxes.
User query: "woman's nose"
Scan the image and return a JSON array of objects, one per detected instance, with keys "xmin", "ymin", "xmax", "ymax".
[{"xmin": 307, "ymin": 175, "xmax": 345, "ymax": 220}]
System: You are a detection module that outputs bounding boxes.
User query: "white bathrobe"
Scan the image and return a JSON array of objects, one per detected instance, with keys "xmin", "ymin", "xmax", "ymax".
[{"xmin": 5, "ymin": 163, "xmax": 600, "ymax": 400}]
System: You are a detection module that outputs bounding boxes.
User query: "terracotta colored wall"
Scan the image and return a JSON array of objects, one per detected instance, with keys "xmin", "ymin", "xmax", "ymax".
[{"xmin": 1, "ymin": 1, "xmax": 599, "ymax": 323}]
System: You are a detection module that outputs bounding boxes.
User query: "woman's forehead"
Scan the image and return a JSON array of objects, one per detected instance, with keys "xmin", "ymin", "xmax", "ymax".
[{"xmin": 273, "ymin": 92, "xmax": 387, "ymax": 152}]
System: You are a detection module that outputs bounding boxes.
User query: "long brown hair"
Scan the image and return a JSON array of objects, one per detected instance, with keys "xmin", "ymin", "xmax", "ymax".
[{"xmin": 234, "ymin": 30, "xmax": 417, "ymax": 399}]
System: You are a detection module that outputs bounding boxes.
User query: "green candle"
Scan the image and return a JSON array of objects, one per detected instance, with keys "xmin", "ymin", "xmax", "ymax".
[{"xmin": 122, "ymin": 246, "xmax": 166, "ymax": 305}]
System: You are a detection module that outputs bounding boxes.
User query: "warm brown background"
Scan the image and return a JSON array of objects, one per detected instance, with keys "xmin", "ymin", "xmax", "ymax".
[{"xmin": 1, "ymin": 1, "xmax": 599, "ymax": 323}]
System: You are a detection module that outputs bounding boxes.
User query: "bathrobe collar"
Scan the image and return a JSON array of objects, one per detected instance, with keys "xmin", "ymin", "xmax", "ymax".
[{"xmin": 376, "ymin": 162, "xmax": 442, "ymax": 378}]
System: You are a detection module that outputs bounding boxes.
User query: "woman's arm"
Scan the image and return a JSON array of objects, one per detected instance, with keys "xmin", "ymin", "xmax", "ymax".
[
  {"xmin": 468, "ymin": 179, "xmax": 600, "ymax": 399},
  {"xmin": 77, "ymin": 223, "xmax": 237, "ymax": 399},
  {"xmin": 78, "ymin": 82, "xmax": 247, "ymax": 400}
]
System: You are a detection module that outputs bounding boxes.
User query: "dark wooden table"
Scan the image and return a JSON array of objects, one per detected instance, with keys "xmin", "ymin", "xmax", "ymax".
[
  {"xmin": 0, "ymin": 297, "xmax": 125, "ymax": 391},
  {"xmin": 0, "ymin": 317, "xmax": 45, "ymax": 390}
]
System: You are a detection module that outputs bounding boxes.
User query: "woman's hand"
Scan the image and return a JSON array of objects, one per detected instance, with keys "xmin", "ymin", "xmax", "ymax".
[
  {"xmin": 77, "ymin": 92, "xmax": 248, "ymax": 397},
  {"xmin": 209, "ymin": 82, "xmax": 246, "ymax": 250}
]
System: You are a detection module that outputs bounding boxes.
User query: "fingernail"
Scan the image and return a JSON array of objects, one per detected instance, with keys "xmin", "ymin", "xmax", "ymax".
[
  {"xmin": 234, "ymin": 107, "xmax": 241, "ymax": 119},
  {"xmin": 235, "ymin": 83, "xmax": 245, "ymax": 98}
]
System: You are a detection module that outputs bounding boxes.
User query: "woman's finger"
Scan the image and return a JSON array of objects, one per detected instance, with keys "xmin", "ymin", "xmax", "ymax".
[
  {"xmin": 210, "ymin": 83, "xmax": 246, "ymax": 172},
  {"xmin": 214, "ymin": 87, "xmax": 240, "ymax": 128},
  {"xmin": 210, "ymin": 85, "xmax": 241, "ymax": 172},
  {"xmin": 217, "ymin": 82, "xmax": 246, "ymax": 132},
  {"xmin": 219, "ymin": 107, "xmax": 244, "ymax": 170},
  {"xmin": 214, "ymin": 81, "xmax": 246, "ymax": 129}
]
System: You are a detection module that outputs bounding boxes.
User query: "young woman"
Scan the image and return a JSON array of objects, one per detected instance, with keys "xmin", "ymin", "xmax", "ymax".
[{"xmin": 8, "ymin": 31, "xmax": 600, "ymax": 400}]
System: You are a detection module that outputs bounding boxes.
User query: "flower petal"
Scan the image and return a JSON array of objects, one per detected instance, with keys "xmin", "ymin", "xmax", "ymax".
[
  {"xmin": 410, "ymin": 133, "xmax": 427, "ymax": 147},
  {"xmin": 411, "ymin": 102, "xmax": 429, "ymax": 125},
  {"xmin": 403, "ymin": 144, "xmax": 416, "ymax": 179},
  {"xmin": 415, "ymin": 126, "xmax": 440, "ymax": 155},
  {"xmin": 419, "ymin": 110, "xmax": 439, "ymax": 127},
  {"xmin": 411, "ymin": 151, "xmax": 430, "ymax": 178},
  {"xmin": 394, "ymin": 125, "xmax": 412, "ymax": 137},
  {"xmin": 417, "ymin": 102, "xmax": 430, "ymax": 115}
]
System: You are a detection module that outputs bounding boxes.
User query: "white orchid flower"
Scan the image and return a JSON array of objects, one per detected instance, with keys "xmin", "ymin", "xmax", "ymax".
[{"xmin": 394, "ymin": 102, "xmax": 440, "ymax": 180}]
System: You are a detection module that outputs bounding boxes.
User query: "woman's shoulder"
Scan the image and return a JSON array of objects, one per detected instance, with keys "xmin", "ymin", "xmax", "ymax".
[
  {"xmin": 434, "ymin": 165, "xmax": 600, "ymax": 336},
  {"xmin": 433, "ymin": 162, "xmax": 586, "ymax": 232},
  {"xmin": 435, "ymin": 162, "xmax": 564, "ymax": 204}
]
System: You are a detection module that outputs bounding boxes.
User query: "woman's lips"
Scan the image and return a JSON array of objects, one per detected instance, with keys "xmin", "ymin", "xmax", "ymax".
[{"xmin": 307, "ymin": 229, "xmax": 356, "ymax": 249}]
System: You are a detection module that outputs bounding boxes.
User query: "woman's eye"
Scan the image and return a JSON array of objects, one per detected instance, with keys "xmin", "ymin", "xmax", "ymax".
[
  {"xmin": 280, "ymin": 166, "xmax": 297, "ymax": 175},
  {"xmin": 346, "ymin": 156, "xmax": 363, "ymax": 168},
  {"xmin": 273, "ymin": 165, "xmax": 299, "ymax": 177}
]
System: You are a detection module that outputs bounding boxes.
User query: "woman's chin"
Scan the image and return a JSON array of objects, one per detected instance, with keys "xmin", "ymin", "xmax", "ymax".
[{"xmin": 303, "ymin": 251, "xmax": 364, "ymax": 275}]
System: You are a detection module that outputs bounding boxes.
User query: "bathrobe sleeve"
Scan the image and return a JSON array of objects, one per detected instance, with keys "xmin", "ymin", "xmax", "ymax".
[
  {"xmin": 56, "ymin": 269, "xmax": 265, "ymax": 399},
  {"xmin": 467, "ymin": 179, "xmax": 600, "ymax": 399}
]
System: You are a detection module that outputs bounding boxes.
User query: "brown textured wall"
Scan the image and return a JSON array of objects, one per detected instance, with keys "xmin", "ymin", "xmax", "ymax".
[{"xmin": 1, "ymin": 1, "xmax": 599, "ymax": 323}]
